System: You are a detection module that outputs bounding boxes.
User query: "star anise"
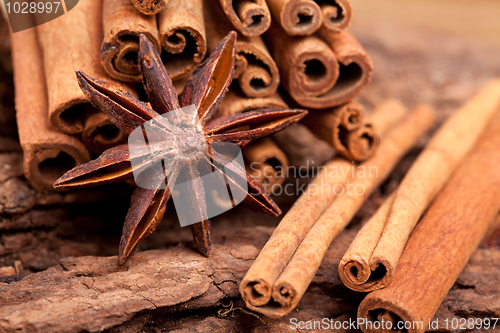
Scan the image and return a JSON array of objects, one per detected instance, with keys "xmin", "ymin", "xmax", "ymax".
[{"xmin": 54, "ymin": 32, "xmax": 307, "ymax": 264}]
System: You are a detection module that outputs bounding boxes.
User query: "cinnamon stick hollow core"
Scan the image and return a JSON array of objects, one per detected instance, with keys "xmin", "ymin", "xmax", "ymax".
[
  {"xmin": 205, "ymin": 0, "xmax": 279, "ymax": 98},
  {"xmin": 358, "ymin": 102, "xmax": 500, "ymax": 333},
  {"xmin": 320, "ymin": 0, "xmax": 353, "ymax": 33},
  {"xmin": 266, "ymin": 0, "xmax": 322, "ymax": 36},
  {"xmin": 301, "ymin": 101, "xmax": 379, "ymax": 161},
  {"xmin": 11, "ymin": 26, "xmax": 90, "ymax": 192},
  {"xmin": 243, "ymin": 138, "xmax": 289, "ymax": 193},
  {"xmin": 218, "ymin": 0, "xmax": 271, "ymax": 37},
  {"xmin": 264, "ymin": 21, "xmax": 339, "ymax": 101},
  {"xmin": 158, "ymin": 0, "xmax": 206, "ymax": 80},
  {"xmin": 82, "ymin": 111, "xmax": 127, "ymax": 155},
  {"xmin": 286, "ymin": 29, "xmax": 373, "ymax": 109},
  {"xmin": 102, "ymin": 0, "xmax": 161, "ymax": 82}
]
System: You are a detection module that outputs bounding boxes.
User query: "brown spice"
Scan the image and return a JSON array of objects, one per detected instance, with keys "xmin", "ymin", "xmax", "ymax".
[
  {"xmin": 264, "ymin": 21, "xmax": 339, "ymax": 103},
  {"xmin": 11, "ymin": 26, "xmax": 90, "ymax": 192},
  {"xmin": 239, "ymin": 99, "xmax": 408, "ymax": 313},
  {"xmin": 205, "ymin": 0, "xmax": 279, "ymax": 98},
  {"xmin": 101, "ymin": 0, "xmax": 160, "ymax": 82},
  {"xmin": 301, "ymin": 101, "xmax": 379, "ymax": 161},
  {"xmin": 217, "ymin": 0, "xmax": 271, "ymax": 37},
  {"xmin": 217, "ymin": 88, "xmax": 288, "ymax": 116},
  {"xmin": 132, "ymin": 0, "xmax": 169, "ymax": 15},
  {"xmin": 358, "ymin": 99, "xmax": 500, "ymax": 333},
  {"xmin": 35, "ymin": 0, "xmax": 124, "ymax": 135},
  {"xmin": 82, "ymin": 111, "xmax": 127, "ymax": 155},
  {"xmin": 266, "ymin": 0, "xmax": 322, "ymax": 36},
  {"xmin": 339, "ymin": 80, "xmax": 500, "ymax": 293},
  {"xmin": 242, "ymin": 138, "xmax": 289, "ymax": 193},
  {"xmin": 158, "ymin": 0, "xmax": 206, "ymax": 80},
  {"xmin": 244, "ymin": 104, "xmax": 435, "ymax": 318}
]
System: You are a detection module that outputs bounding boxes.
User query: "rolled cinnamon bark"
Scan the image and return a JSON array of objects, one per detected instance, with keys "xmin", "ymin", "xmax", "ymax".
[
  {"xmin": 11, "ymin": 26, "xmax": 90, "ymax": 192},
  {"xmin": 266, "ymin": 0, "xmax": 322, "ymax": 36},
  {"xmin": 82, "ymin": 111, "xmax": 127, "ymax": 155},
  {"xmin": 35, "ymin": 0, "xmax": 119, "ymax": 135},
  {"xmin": 264, "ymin": 21, "xmax": 339, "ymax": 104},
  {"xmin": 217, "ymin": 0, "xmax": 271, "ymax": 37},
  {"xmin": 252, "ymin": 105, "xmax": 434, "ymax": 318},
  {"xmin": 269, "ymin": 28, "xmax": 373, "ymax": 109},
  {"xmin": 205, "ymin": 0, "xmax": 279, "ymax": 98},
  {"xmin": 301, "ymin": 101, "xmax": 379, "ymax": 161},
  {"xmin": 339, "ymin": 80, "xmax": 500, "ymax": 293},
  {"xmin": 243, "ymin": 138, "xmax": 289, "ymax": 193},
  {"xmin": 320, "ymin": 0, "xmax": 353, "ymax": 33},
  {"xmin": 239, "ymin": 99, "xmax": 409, "ymax": 312},
  {"xmin": 158, "ymin": 0, "xmax": 206, "ymax": 80},
  {"xmin": 101, "ymin": 0, "xmax": 161, "ymax": 82},
  {"xmin": 358, "ymin": 103, "xmax": 500, "ymax": 333},
  {"xmin": 217, "ymin": 88, "xmax": 288, "ymax": 116},
  {"xmin": 132, "ymin": 0, "xmax": 169, "ymax": 15}
]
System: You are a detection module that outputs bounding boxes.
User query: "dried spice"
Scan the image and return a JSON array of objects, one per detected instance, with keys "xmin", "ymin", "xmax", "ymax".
[{"xmin": 54, "ymin": 32, "xmax": 307, "ymax": 263}]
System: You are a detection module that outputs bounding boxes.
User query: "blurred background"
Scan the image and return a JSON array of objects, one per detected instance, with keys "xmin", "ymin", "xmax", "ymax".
[{"xmin": 351, "ymin": 0, "xmax": 500, "ymax": 46}]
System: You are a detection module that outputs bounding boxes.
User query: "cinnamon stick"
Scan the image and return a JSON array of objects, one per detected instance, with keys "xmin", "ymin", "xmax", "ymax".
[
  {"xmin": 339, "ymin": 80, "xmax": 500, "ymax": 293},
  {"xmin": 358, "ymin": 101, "xmax": 500, "ymax": 333},
  {"xmin": 247, "ymin": 104, "xmax": 434, "ymax": 318},
  {"xmin": 82, "ymin": 111, "xmax": 127, "ymax": 155},
  {"xmin": 264, "ymin": 21, "xmax": 339, "ymax": 104},
  {"xmin": 266, "ymin": 0, "xmax": 322, "ymax": 36},
  {"xmin": 217, "ymin": 0, "xmax": 271, "ymax": 37},
  {"xmin": 205, "ymin": 0, "xmax": 279, "ymax": 98},
  {"xmin": 11, "ymin": 26, "xmax": 90, "ymax": 192},
  {"xmin": 243, "ymin": 138, "xmax": 289, "ymax": 193},
  {"xmin": 35, "ymin": 0, "xmax": 122, "ymax": 135},
  {"xmin": 217, "ymin": 88, "xmax": 288, "ymax": 116},
  {"xmin": 132, "ymin": 0, "xmax": 169, "ymax": 15},
  {"xmin": 101, "ymin": 0, "xmax": 160, "ymax": 82},
  {"xmin": 301, "ymin": 101, "xmax": 380, "ymax": 161},
  {"xmin": 320, "ymin": 0, "xmax": 353, "ymax": 33},
  {"xmin": 239, "ymin": 99, "xmax": 409, "ymax": 312},
  {"xmin": 158, "ymin": 0, "xmax": 206, "ymax": 80}
]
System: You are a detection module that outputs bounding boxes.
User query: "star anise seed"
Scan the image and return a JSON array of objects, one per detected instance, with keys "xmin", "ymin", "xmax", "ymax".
[{"xmin": 54, "ymin": 31, "xmax": 307, "ymax": 264}]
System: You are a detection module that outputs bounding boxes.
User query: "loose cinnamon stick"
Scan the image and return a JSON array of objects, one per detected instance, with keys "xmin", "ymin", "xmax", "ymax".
[
  {"xmin": 205, "ymin": 0, "xmax": 279, "ymax": 98},
  {"xmin": 320, "ymin": 0, "xmax": 353, "ymax": 33},
  {"xmin": 101, "ymin": 0, "xmax": 160, "ymax": 82},
  {"xmin": 217, "ymin": 88, "xmax": 288, "ymax": 116},
  {"xmin": 35, "ymin": 0, "xmax": 122, "ymax": 135},
  {"xmin": 264, "ymin": 21, "xmax": 339, "ymax": 103},
  {"xmin": 339, "ymin": 80, "xmax": 500, "ymax": 293},
  {"xmin": 301, "ymin": 101, "xmax": 379, "ymax": 161},
  {"xmin": 243, "ymin": 138, "xmax": 289, "ymax": 193},
  {"xmin": 158, "ymin": 0, "xmax": 206, "ymax": 80},
  {"xmin": 132, "ymin": 0, "xmax": 169, "ymax": 15},
  {"xmin": 11, "ymin": 26, "xmax": 90, "ymax": 192},
  {"xmin": 358, "ymin": 102, "xmax": 500, "ymax": 333},
  {"xmin": 82, "ymin": 111, "xmax": 127, "ymax": 155},
  {"xmin": 217, "ymin": 0, "xmax": 271, "ymax": 37},
  {"xmin": 253, "ymin": 104, "xmax": 434, "ymax": 318},
  {"xmin": 266, "ymin": 0, "xmax": 322, "ymax": 36},
  {"xmin": 239, "ymin": 99, "xmax": 409, "ymax": 311}
]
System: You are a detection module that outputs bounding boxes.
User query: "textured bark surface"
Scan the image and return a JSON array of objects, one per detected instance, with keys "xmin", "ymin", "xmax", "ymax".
[{"xmin": 2, "ymin": 14, "xmax": 500, "ymax": 333}]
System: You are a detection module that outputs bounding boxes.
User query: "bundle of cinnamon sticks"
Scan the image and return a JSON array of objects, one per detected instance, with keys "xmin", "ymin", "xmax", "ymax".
[
  {"xmin": 240, "ymin": 78, "xmax": 500, "ymax": 325},
  {"xmin": 7, "ymin": 0, "xmax": 374, "ymax": 194}
]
